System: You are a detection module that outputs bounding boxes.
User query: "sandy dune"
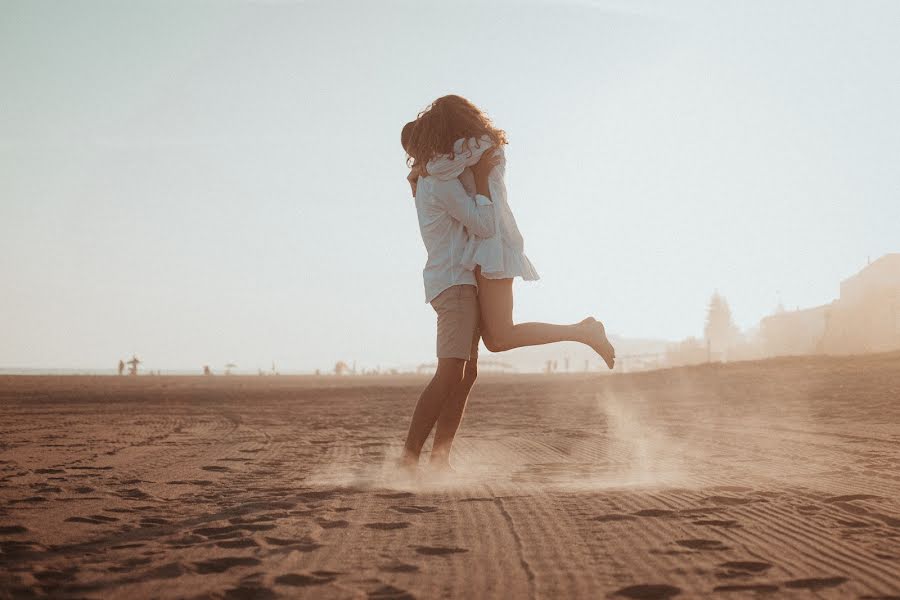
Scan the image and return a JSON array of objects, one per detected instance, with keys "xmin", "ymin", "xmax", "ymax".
[{"xmin": 1, "ymin": 353, "xmax": 899, "ymax": 599}]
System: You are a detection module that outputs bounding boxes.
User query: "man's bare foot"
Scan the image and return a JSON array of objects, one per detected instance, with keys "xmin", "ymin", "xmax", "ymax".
[
  {"xmin": 397, "ymin": 451, "xmax": 418, "ymax": 476},
  {"xmin": 580, "ymin": 317, "xmax": 615, "ymax": 369}
]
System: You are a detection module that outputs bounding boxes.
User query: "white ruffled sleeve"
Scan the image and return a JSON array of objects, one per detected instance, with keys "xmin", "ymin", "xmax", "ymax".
[{"xmin": 425, "ymin": 136, "xmax": 494, "ymax": 181}]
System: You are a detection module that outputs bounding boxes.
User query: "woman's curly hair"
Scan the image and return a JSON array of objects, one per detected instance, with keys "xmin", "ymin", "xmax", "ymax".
[{"xmin": 401, "ymin": 95, "xmax": 507, "ymax": 169}]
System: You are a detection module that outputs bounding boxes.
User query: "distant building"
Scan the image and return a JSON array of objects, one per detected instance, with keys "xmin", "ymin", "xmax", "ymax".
[
  {"xmin": 760, "ymin": 304, "xmax": 830, "ymax": 357},
  {"xmin": 822, "ymin": 254, "xmax": 900, "ymax": 354},
  {"xmin": 759, "ymin": 254, "xmax": 900, "ymax": 357},
  {"xmin": 665, "ymin": 337, "xmax": 708, "ymax": 367}
]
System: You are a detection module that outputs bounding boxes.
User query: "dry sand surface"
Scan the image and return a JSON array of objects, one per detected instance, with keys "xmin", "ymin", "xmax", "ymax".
[{"xmin": 2, "ymin": 353, "xmax": 900, "ymax": 599}]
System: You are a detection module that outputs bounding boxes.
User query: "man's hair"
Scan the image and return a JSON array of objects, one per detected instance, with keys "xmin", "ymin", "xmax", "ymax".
[{"xmin": 401, "ymin": 121, "xmax": 415, "ymax": 153}]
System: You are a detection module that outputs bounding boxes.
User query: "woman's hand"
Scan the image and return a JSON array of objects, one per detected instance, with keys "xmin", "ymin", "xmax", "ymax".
[
  {"xmin": 471, "ymin": 148, "xmax": 501, "ymax": 199},
  {"xmin": 471, "ymin": 147, "xmax": 501, "ymax": 182}
]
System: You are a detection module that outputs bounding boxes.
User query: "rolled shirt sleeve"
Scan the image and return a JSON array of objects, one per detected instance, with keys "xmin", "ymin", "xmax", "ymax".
[
  {"xmin": 426, "ymin": 136, "xmax": 495, "ymax": 181},
  {"xmin": 432, "ymin": 177, "xmax": 495, "ymax": 239}
]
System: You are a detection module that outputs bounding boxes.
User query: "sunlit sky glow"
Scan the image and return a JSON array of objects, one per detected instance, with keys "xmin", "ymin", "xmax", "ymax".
[{"xmin": 2, "ymin": 0, "xmax": 898, "ymax": 371}]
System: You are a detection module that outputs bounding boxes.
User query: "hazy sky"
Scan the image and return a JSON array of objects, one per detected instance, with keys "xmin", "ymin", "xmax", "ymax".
[{"xmin": 2, "ymin": 0, "xmax": 899, "ymax": 371}]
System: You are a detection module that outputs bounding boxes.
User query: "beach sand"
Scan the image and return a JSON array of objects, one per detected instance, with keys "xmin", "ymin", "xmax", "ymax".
[{"xmin": 1, "ymin": 352, "xmax": 899, "ymax": 599}]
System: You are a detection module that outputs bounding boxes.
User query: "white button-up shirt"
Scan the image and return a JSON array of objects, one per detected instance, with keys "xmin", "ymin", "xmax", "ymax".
[{"xmin": 414, "ymin": 176, "xmax": 494, "ymax": 303}]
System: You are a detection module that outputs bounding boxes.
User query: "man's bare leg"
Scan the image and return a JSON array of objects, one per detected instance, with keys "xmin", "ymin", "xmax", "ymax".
[
  {"xmin": 430, "ymin": 358, "xmax": 478, "ymax": 470},
  {"xmin": 400, "ymin": 358, "xmax": 465, "ymax": 470}
]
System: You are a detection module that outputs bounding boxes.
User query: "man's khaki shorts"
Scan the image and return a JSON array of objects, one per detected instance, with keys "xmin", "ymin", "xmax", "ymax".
[{"xmin": 431, "ymin": 284, "xmax": 480, "ymax": 361}]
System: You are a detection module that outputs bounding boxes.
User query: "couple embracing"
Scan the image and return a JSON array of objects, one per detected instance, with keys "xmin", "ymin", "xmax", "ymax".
[{"xmin": 399, "ymin": 95, "xmax": 615, "ymax": 474}]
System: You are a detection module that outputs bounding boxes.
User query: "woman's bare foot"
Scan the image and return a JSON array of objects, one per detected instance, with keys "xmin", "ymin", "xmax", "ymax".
[
  {"xmin": 397, "ymin": 450, "xmax": 418, "ymax": 476},
  {"xmin": 580, "ymin": 317, "xmax": 615, "ymax": 369}
]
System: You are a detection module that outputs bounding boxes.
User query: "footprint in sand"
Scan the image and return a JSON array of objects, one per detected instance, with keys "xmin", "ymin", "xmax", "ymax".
[
  {"xmin": 366, "ymin": 522, "xmax": 410, "ymax": 530},
  {"xmin": 379, "ymin": 563, "xmax": 419, "ymax": 573},
  {"xmin": 65, "ymin": 515, "xmax": 120, "ymax": 524},
  {"xmin": 166, "ymin": 534, "xmax": 206, "ymax": 547},
  {"xmin": 264, "ymin": 536, "xmax": 298, "ymax": 546},
  {"xmin": 0, "ymin": 525, "xmax": 28, "ymax": 534},
  {"xmin": 317, "ymin": 518, "xmax": 349, "ymax": 529},
  {"xmin": 193, "ymin": 556, "xmax": 262, "ymax": 574},
  {"xmin": 676, "ymin": 539, "xmax": 729, "ymax": 551},
  {"xmin": 824, "ymin": 494, "xmax": 880, "ymax": 503},
  {"xmin": 391, "ymin": 505, "xmax": 438, "ymax": 515},
  {"xmin": 237, "ymin": 522, "xmax": 276, "ymax": 532},
  {"xmin": 264, "ymin": 536, "xmax": 322, "ymax": 552},
  {"xmin": 275, "ymin": 571, "xmax": 338, "ymax": 586},
  {"xmin": 115, "ymin": 488, "xmax": 150, "ymax": 500},
  {"xmin": 415, "ymin": 546, "xmax": 468, "ymax": 556},
  {"xmin": 223, "ymin": 584, "xmax": 276, "ymax": 600},
  {"xmin": 368, "ymin": 584, "xmax": 416, "ymax": 600},
  {"xmin": 217, "ymin": 538, "xmax": 259, "ymax": 549},
  {"xmin": 692, "ymin": 519, "xmax": 741, "ymax": 528},
  {"xmin": 230, "ymin": 512, "xmax": 288, "ymax": 525},
  {"xmin": 634, "ymin": 509, "xmax": 679, "ymax": 518},
  {"xmin": 716, "ymin": 561, "xmax": 773, "ymax": 580},
  {"xmin": 194, "ymin": 525, "xmax": 242, "ymax": 537},
  {"xmin": 167, "ymin": 479, "xmax": 214, "ymax": 486},
  {"xmin": 719, "ymin": 561, "xmax": 772, "ymax": 573},
  {"xmin": 784, "ymin": 576, "xmax": 849, "ymax": 590},
  {"xmin": 194, "ymin": 523, "xmax": 276, "ymax": 539},
  {"xmin": 15, "ymin": 496, "xmax": 47, "ymax": 503},
  {"xmin": 593, "ymin": 514, "xmax": 637, "ymax": 522},
  {"xmin": 836, "ymin": 518, "xmax": 871, "ymax": 528},
  {"xmin": 33, "ymin": 567, "xmax": 78, "ymax": 583},
  {"xmin": 0, "ymin": 540, "xmax": 40, "ymax": 558},
  {"xmin": 118, "ymin": 478, "xmax": 147, "ymax": 485},
  {"xmin": 110, "ymin": 557, "xmax": 155, "ymax": 573},
  {"xmin": 614, "ymin": 583, "xmax": 682, "ymax": 599},
  {"xmin": 298, "ymin": 490, "xmax": 340, "ymax": 501}
]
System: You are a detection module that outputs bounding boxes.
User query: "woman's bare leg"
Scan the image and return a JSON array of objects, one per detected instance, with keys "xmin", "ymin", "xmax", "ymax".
[{"xmin": 476, "ymin": 271, "xmax": 615, "ymax": 367}]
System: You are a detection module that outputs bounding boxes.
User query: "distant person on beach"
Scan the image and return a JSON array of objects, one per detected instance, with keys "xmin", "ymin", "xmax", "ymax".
[
  {"xmin": 118, "ymin": 360, "xmax": 125, "ymax": 376},
  {"xmin": 399, "ymin": 95, "xmax": 615, "ymax": 473},
  {"xmin": 127, "ymin": 355, "xmax": 141, "ymax": 376}
]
